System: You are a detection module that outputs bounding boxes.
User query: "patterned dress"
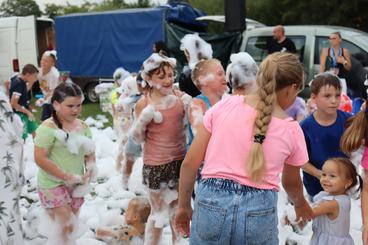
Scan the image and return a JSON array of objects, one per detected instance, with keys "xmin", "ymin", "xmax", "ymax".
[{"xmin": 0, "ymin": 89, "xmax": 24, "ymax": 244}]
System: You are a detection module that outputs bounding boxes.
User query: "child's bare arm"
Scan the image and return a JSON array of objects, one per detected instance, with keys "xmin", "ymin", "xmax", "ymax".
[
  {"xmin": 301, "ymin": 162, "xmax": 322, "ymax": 179},
  {"xmin": 34, "ymin": 146, "xmax": 83, "ymax": 185},
  {"xmin": 312, "ymin": 199, "xmax": 339, "ymax": 219},
  {"xmin": 188, "ymin": 99, "xmax": 206, "ymax": 136}
]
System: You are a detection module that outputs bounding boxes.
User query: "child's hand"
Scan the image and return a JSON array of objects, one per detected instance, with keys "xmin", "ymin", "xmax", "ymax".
[
  {"xmin": 85, "ymin": 163, "xmax": 98, "ymax": 182},
  {"xmin": 64, "ymin": 173, "xmax": 83, "ymax": 186},
  {"xmin": 294, "ymin": 199, "xmax": 313, "ymax": 223},
  {"xmin": 363, "ymin": 224, "xmax": 368, "ymax": 245},
  {"xmin": 174, "ymin": 206, "xmax": 193, "ymax": 238}
]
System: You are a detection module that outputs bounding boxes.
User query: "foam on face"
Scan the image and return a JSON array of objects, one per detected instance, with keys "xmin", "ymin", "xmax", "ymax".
[
  {"xmin": 226, "ymin": 52, "xmax": 258, "ymax": 91},
  {"xmin": 198, "ymin": 73, "xmax": 215, "ymax": 87},
  {"xmin": 180, "ymin": 33, "xmax": 213, "ymax": 69}
]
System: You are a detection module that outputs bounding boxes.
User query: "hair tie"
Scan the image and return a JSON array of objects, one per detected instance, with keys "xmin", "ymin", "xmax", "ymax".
[{"xmin": 254, "ymin": 134, "xmax": 266, "ymax": 144}]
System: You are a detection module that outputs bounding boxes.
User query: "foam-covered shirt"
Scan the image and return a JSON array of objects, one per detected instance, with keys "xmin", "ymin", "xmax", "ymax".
[
  {"xmin": 201, "ymin": 95, "xmax": 308, "ymax": 191},
  {"xmin": 34, "ymin": 119, "xmax": 92, "ymax": 189}
]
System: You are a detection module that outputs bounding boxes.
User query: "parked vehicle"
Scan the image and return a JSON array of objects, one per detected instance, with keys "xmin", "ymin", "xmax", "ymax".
[
  {"xmin": 0, "ymin": 16, "xmax": 54, "ymax": 83},
  {"xmin": 240, "ymin": 25, "xmax": 368, "ymax": 97}
]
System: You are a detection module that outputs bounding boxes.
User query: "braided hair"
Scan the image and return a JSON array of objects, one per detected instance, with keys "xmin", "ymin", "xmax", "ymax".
[{"xmin": 247, "ymin": 52, "xmax": 304, "ymax": 182}]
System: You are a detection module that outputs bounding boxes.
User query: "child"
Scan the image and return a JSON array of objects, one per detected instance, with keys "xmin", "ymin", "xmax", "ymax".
[
  {"xmin": 38, "ymin": 50, "xmax": 60, "ymax": 121},
  {"xmin": 118, "ymin": 73, "xmax": 146, "ymax": 190},
  {"xmin": 226, "ymin": 52, "xmax": 258, "ymax": 96},
  {"xmin": 309, "ymin": 157, "xmax": 361, "ymax": 244},
  {"xmin": 9, "ymin": 64, "xmax": 39, "ymax": 139},
  {"xmin": 285, "ymin": 96, "xmax": 307, "ymax": 122},
  {"xmin": 188, "ymin": 59, "xmax": 227, "ymax": 139},
  {"xmin": 131, "ymin": 53, "xmax": 189, "ymax": 245},
  {"xmin": 95, "ymin": 197, "xmax": 151, "ymax": 243},
  {"xmin": 34, "ymin": 82, "xmax": 96, "ymax": 243},
  {"xmin": 178, "ymin": 33, "xmax": 213, "ymax": 97},
  {"xmin": 301, "ymin": 72, "xmax": 351, "ymax": 198},
  {"xmin": 340, "ymin": 104, "xmax": 368, "ymax": 244},
  {"xmin": 175, "ymin": 52, "xmax": 313, "ymax": 244},
  {"xmin": 111, "ymin": 67, "xmax": 130, "ymax": 130}
]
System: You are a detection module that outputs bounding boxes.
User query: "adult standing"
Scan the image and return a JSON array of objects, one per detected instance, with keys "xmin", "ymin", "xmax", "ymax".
[
  {"xmin": 319, "ymin": 32, "xmax": 352, "ymax": 78},
  {"xmin": 0, "ymin": 87, "xmax": 25, "ymax": 245},
  {"xmin": 267, "ymin": 25, "xmax": 296, "ymax": 54},
  {"xmin": 175, "ymin": 52, "xmax": 313, "ymax": 244}
]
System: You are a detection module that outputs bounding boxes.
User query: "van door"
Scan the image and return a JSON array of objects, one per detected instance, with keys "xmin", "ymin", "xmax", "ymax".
[
  {"xmin": 17, "ymin": 16, "xmax": 38, "ymax": 70},
  {"xmin": 0, "ymin": 17, "xmax": 17, "ymax": 81}
]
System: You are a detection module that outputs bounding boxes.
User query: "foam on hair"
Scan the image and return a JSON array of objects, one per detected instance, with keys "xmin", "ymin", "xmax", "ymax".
[
  {"xmin": 180, "ymin": 33, "xmax": 213, "ymax": 69},
  {"xmin": 226, "ymin": 52, "xmax": 258, "ymax": 91}
]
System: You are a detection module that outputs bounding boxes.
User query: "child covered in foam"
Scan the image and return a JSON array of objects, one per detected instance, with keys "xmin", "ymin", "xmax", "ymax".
[{"xmin": 95, "ymin": 197, "xmax": 151, "ymax": 244}]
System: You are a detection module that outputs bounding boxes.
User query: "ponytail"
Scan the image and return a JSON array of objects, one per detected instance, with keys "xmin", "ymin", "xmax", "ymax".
[
  {"xmin": 247, "ymin": 52, "xmax": 303, "ymax": 182},
  {"xmin": 341, "ymin": 110, "xmax": 368, "ymax": 155},
  {"xmin": 247, "ymin": 58, "xmax": 277, "ymax": 181}
]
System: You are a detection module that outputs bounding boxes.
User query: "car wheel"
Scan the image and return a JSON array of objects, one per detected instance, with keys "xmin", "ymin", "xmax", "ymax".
[{"xmin": 86, "ymin": 83, "xmax": 99, "ymax": 103}]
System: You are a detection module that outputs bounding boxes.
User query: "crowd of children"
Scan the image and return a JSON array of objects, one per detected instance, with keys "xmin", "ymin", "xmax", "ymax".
[{"xmin": 2, "ymin": 31, "xmax": 368, "ymax": 245}]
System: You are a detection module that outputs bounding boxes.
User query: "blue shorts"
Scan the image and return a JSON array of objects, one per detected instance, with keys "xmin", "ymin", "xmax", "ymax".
[
  {"xmin": 190, "ymin": 178, "xmax": 278, "ymax": 245},
  {"xmin": 124, "ymin": 136, "xmax": 142, "ymax": 157}
]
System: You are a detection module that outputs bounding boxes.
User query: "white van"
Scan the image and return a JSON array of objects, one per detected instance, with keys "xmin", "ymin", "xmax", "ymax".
[
  {"xmin": 0, "ymin": 16, "xmax": 54, "ymax": 83},
  {"xmin": 240, "ymin": 25, "xmax": 368, "ymax": 97}
]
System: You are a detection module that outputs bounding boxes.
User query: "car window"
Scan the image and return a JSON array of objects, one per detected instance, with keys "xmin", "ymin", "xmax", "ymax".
[
  {"xmin": 245, "ymin": 36, "xmax": 305, "ymax": 62},
  {"xmin": 315, "ymin": 36, "xmax": 368, "ymax": 66},
  {"xmin": 245, "ymin": 36, "xmax": 268, "ymax": 62}
]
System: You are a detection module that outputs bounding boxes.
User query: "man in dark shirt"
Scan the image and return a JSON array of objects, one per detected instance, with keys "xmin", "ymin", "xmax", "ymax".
[
  {"xmin": 267, "ymin": 25, "xmax": 296, "ymax": 54},
  {"xmin": 9, "ymin": 64, "xmax": 39, "ymax": 139}
]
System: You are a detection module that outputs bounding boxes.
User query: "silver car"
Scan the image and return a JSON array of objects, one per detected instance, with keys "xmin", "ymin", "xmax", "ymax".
[{"xmin": 241, "ymin": 25, "xmax": 368, "ymax": 97}]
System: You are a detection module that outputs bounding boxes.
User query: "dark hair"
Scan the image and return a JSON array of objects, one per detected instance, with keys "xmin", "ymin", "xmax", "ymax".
[
  {"xmin": 51, "ymin": 82, "xmax": 83, "ymax": 129},
  {"xmin": 154, "ymin": 41, "xmax": 169, "ymax": 56},
  {"xmin": 21, "ymin": 64, "xmax": 38, "ymax": 75},
  {"xmin": 327, "ymin": 157, "xmax": 363, "ymax": 199},
  {"xmin": 310, "ymin": 72, "xmax": 341, "ymax": 95}
]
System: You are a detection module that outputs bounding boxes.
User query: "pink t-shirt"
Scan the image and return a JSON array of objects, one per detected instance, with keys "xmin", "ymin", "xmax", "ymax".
[
  {"xmin": 202, "ymin": 95, "xmax": 308, "ymax": 191},
  {"xmin": 361, "ymin": 147, "xmax": 368, "ymax": 170}
]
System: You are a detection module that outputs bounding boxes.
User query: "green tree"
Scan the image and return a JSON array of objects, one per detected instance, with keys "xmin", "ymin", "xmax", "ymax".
[
  {"xmin": 44, "ymin": 4, "xmax": 64, "ymax": 19},
  {"xmin": 0, "ymin": 0, "xmax": 42, "ymax": 17}
]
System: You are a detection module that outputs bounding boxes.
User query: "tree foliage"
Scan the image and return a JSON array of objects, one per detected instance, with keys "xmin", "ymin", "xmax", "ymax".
[
  {"xmin": 0, "ymin": 0, "xmax": 42, "ymax": 17},
  {"xmin": 247, "ymin": 0, "xmax": 368, "ymax": 32}
]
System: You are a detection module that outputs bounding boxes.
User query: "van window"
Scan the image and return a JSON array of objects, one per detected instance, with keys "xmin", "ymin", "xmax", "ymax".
[
  {"xmin": 315, "ymin": 36, "xmax": 368, "ymax": 66},
  {"xmin": 245, "ymin": 36, "xmax": 305, "ymax": 62}
]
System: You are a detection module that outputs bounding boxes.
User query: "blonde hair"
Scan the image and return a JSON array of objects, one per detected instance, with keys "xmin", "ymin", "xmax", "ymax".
[
  {"xmin": 128, "ymin": 197, "xmax": 151, "ymax": 223},
  {"xmin": 191, "ymin": 59, "xmax": 221, "ymax": 90},
  {"xmin": 247, "ymin": 52, "xmax": 304, "ymax": 181},
  {"xmin": 341, "ymin": 110, "xmax": 368, "ymax": 155}
]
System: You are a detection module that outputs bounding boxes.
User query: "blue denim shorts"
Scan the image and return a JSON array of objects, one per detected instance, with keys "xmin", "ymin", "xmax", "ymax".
[
  {"xmin": 190, "ymin": 178, "xmax": 278, "ymax": 245},
  {"xmin": 124, "ymin": 136, "xmax": 142, "ymax": 157}
]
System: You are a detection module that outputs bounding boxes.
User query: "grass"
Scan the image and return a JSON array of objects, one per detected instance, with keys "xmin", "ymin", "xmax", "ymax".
[{"xmin": 32, "ymin": 101, "xmax": 113, "ymax": 128}]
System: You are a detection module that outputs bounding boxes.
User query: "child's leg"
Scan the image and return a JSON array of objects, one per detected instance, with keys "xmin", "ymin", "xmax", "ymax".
[
  {"xmin": 122, "ymin": 155, "xmax": 135, "ymax": 189},
  {"xmin": 47, "ymin": 205, "xmax": 75, "ymax": 244},
  {"xmin": 144, "ymin": 191, "xmax": 166, "ymax": 245}
]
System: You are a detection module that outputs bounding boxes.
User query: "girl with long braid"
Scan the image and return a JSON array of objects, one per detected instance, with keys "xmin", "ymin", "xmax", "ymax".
[{"xmin": 175, "ymin": 52, "xmax": 313, "ymax": 244}]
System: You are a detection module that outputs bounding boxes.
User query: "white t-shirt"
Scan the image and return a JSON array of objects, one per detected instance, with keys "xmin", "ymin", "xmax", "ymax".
[{"xmin": 38, "ymin": 66, "xmax": 60, "ymax": 103}]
